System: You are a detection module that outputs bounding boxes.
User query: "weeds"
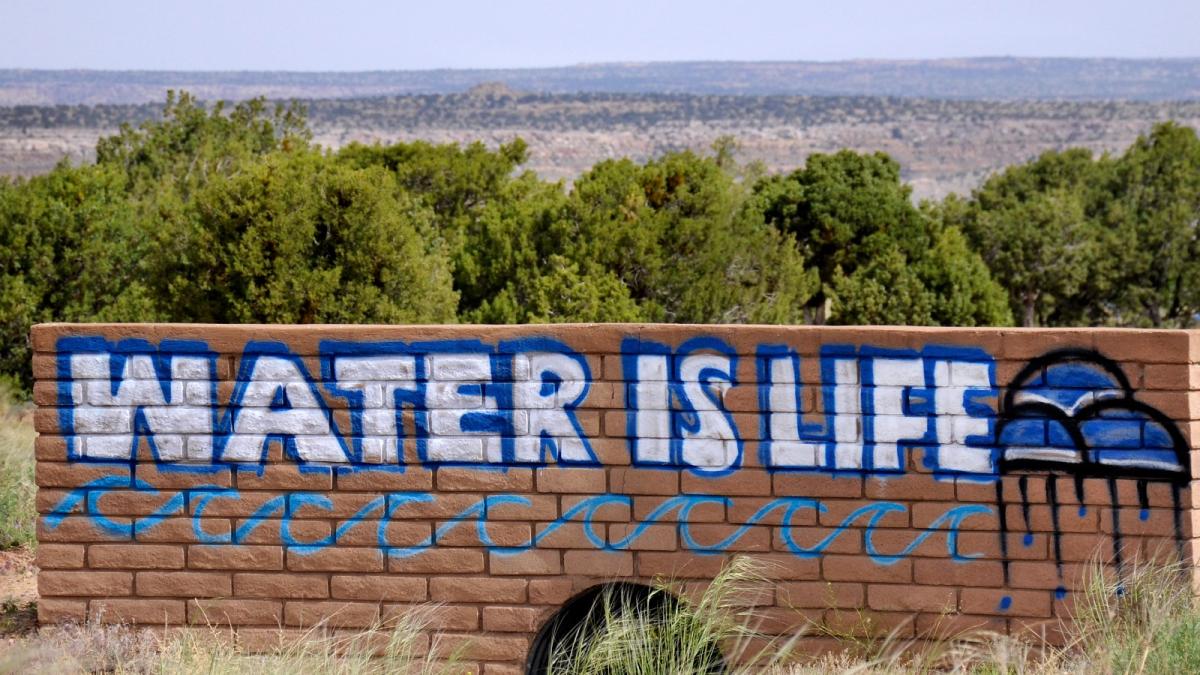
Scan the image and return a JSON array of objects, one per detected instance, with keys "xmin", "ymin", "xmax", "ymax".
[
  {"xmin": 0, "ymin": 389, "xmax": 35, "ymax": 549},
  {"xmin": 0, "ymin": 608, "xmax": 464, "ymax": 674}
]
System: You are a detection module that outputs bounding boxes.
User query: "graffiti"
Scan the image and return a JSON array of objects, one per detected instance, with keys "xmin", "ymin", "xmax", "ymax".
[
  {"xmin": 991, "ymin": 349, "xmax": 1189, "ymax": 597},
  {"xmin": 57, "ymin": 336, "xmax": 1012, "ymax": 477},
  {"xmin": 45, "ymin": 334, "xmax": 1190, "ymax": 614},
  {"xmin": 46, "ymin": 478, "xmax": 993, "ymax": 564}
]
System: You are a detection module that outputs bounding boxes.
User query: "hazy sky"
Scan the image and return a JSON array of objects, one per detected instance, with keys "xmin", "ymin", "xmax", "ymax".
[{"xmin": 2, "ymin": 0, "xmax": 1196, "ymax": 71}]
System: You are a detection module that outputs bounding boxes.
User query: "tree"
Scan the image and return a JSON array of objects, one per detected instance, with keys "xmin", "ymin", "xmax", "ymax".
[
  {"xmin": 754, "ymin": 150, "xmax": 1009, "ymax": 326},
  {"xmin": 1104, "ymin": 122, "xmax": 1200, "ymax": 327},
  {"xmin": 0, "ymin": 163, "xmax": 158, "ymax": 390},
  {"xmin": 141, "ymin": 149, "xmax": 459, "ymax": 324},
  {"xmin": 956, "ymin": 147, "xmax": 1121, "ymax": 327}
]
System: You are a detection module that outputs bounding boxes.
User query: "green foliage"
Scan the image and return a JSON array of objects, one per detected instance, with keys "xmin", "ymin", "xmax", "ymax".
[
  {"xmin": 0, "ymin": 393, "xmax": 35, "ymax": 549},
  {"xmin": 1104, "ymin": 122, "xmax": 1200, "ymax": 327},
  {"xmin": 754, "ymin": 150, "xmax": 1011, "ymax": 326},
  {"xmin": 1, "ymin": 90, "xmax": 1199, "ymax": 392},
  {"xmin": 143, "ymin": 149, "xmax": 458, "ymax": 324},
  {"xmin": 956, "ymin": 148, "xmax": 1111, "ymax": 326},
  {"xmin": 956, "ymin": 123, "xmax": 1200, "ymax": 328},
  {"xmin": 0, "ymin": 163, "xmax": 158, "ymax": 388}
]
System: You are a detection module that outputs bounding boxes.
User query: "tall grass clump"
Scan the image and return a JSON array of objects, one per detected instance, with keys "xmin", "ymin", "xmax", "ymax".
[
  {"xmin": 549, "ymin": 556, "xmax": 801, "ymax": 674},
  {"xmin": 1068, "ymin": 557, "xmax": 1200, "ymax": 674},
  {"xmin": 0, "ymin": 387, "xmax": 36, "ymax": 549}
]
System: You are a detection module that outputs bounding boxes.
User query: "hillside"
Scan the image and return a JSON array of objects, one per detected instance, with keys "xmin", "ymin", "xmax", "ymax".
[
  {"xmin": 2, "ymin": 58, "xmax": 1200, "ymax": 105},
  {"xmin": 3, "ymin": 92, "xmax": 1197, "ymax": 200}
]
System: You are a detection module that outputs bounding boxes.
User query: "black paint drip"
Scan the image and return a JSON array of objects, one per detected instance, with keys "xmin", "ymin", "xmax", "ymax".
[
  {"xmin": 1136, "ymin": 480, "xmax": 1150, "ymax": 518},
  {"xmin": 1171, "ymin": 483, "xmax": 1185, "ymax": 560},
  {"xmin": 1047, "ymin": 475, "xmax": 1064, "ymax": 577},
  {"xmin": 1074, "ymin": 474, "xmax": 1087, "ymax": 517},
  {"xmin": 1107, "ymin": 477, "xmax": 1124, "ymax": 579},
  {"xmin": 995, "ymin": 479, "xmax": 1010, "ymax": 585},
  {"xmin": 1018, "ymin": 476, "xmax": 1035, "ymax": 547}
]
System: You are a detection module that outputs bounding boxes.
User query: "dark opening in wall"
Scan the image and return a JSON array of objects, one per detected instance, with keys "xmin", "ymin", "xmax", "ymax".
[{"xmin": 525, "ymin": 581, "xmax": 726, "ymax": 674}]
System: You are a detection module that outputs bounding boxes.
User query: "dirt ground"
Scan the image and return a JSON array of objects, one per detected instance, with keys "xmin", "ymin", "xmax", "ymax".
[{"xmin": 0, "ymin": 547, "xmax": 37, "ymax": 638}]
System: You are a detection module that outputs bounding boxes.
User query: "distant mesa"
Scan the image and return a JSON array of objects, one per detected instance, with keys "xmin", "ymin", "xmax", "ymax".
[{"xmin": 464, "ymin": 82, "xmax": 523, "ymax": 98}]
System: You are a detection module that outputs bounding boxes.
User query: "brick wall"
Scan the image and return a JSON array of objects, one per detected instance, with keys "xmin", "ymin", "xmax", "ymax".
[{"xmin": 31, "ymin": 324, "xmax": 1199, "ymax": 671}]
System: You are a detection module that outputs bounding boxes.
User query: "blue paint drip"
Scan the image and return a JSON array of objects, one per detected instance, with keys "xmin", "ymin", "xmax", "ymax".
[{"xmin": 998, "ymin": 595, "xmax": 1013, "ymax": 611}]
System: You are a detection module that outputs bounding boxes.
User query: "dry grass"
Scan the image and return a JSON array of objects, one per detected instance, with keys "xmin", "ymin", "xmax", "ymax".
[
  {"xmin": 0, "ymin": 608, "xmax": 467, "ymax": 674},
  {"xmin": 0, "ymin": 389, "xmax": 35, "ymax": 550}
]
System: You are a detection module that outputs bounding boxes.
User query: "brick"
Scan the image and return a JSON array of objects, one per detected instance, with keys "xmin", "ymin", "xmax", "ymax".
[
  {"xmin": 486, "ymin": 494, "xmax": 558, "ymax": 520},
  {"xmin": 36, "ymin": 489, "xmax": 80, "ymax": 514},
  {"xmin": 234, "ymin": 573, "xmax": 329, "ymax": 599},
  {"xmin": 136, "ymin": 463, "xmax": 232, "ymax": 489},
  {"xmin": 867, "ymin": 584, "xmax": 956, "ymax": 612},
  {"xmin": 40, "ymin": 516, "xmax": 132, "ymax": 544},
  {"xmin": 136, "ymin": 517, "xmax": 232, "ymax": 544},
  {"xmin": 91, "ymin": 599, "xmax": 185, "ymax": 624},
  {"xmin": 528, "ymin": 578, "xmax": 575, "ymax": 605},
  {"xmin": 431, "ymin": 577, "xmax": 527, "ymax": 603},
  {"xmin": 819, "ymin": 500, "xmax": 908, "ymax": 528},
  {"xmin": 438, "ymin": 520, "xmax": 530, "ymax": 547},
  {"xmin": 484, "ymin": 606, "xmax": 549, "ymax": 633},
  {"xmin": 536, "ymin": 467, "xmax": 607, "ymax": 493},
  {"xmin": 563, "ymin": 494, "xmax": 632, "ymax": 521},
  {"xmin": 490, "ymin": 550, "xmax": 561, "ymax": 576},
  {"xmin": 287, "ymin": 547, "xmax": 384, "ymax": 572},
  {"xmin": 189, "ymin": 545, "xmax": 283, "ymax": 570},
  {"xmin": 865, "ymin": 475, "xmax": 956, "ymax": 501},
  {"xmin": 390, "ymin": 492, "xmax": 490, "ymax": 519},
  {"xmin": 334, "ymin": 467, "xmax": 434, "ymax": 491},
  {"xmin": 285, "ymin": 601, "xmax": 380, "ymax": 629},
  {"xmin": 776, "ymin": 581, "xmax": 863, "ymax": 609},
  {"xmin": 1006, "ymin": 561, "xmax": 1083, "ymax": 590},
  {"xmin": 90, "ymin": 489, "xmax": 187, "ymax": 516},
  {"xmin": 961, "ymin": 588, "xmax": 1051, "ymax": 617},
  {"xmin": 90, "ymin": 544, "xmax": 184, "ymax": 569},
  {"xmin": 957, "ymin": 531, "xmax": 1048, "ymax": 560},
  {"xmin": 727, "ymin": 497, "xmax": 807, "ymax": 525},
  {"xmin": 608, "ymin": 523, "xmax": 677, "ymax": 551},
  {"xmin": 915, "ymin": 612, "xmax": 1007, "ymax": 639},
  {"xmin": 684, "ymin": 524, "xmax": 770, "ymax": 552},
  {"xmin": 36, "ymin": 462, "xmax": 129, "ymax": 488},
  {"xmin": 433, "ymin": 633, "xmax": 529, "ymax": 662},
  {"xmin": 609, "ymin": 467, "xmax": 679, "ymax": 495},
  {"xmin": 534, "ymin": 522, "xmax": 605, "ymax": 549},
  {"xmin": 564, "ymin": 550, "xmax": 633, "ymax": 577},
  {"xmin": 911, "ymin": 502, "xmax": 994, "ymax": 531},
  {"xmin": 636, "ymin": 551, "xmax": 730, "ymax": 578},
  {"xmin": 822, "ymin": 555, "xmax": 912, "ymax": 583},
  {"xmin": 383, "ymin": 604, "xmax": 479, "ymax": 631},
  {"xmin": 337, "ymin": 520, "xmax": 430, "ymax": 547},
  {"xmin": 138, "ymin": 572, "xmax": 232, "ymax": 598},
  {"xmin": 236, "ymin": 518, "xmax": 329, "ymax": 545},
  {"xmin": 1005, "ymin": 504, "xmax": 1098, "ymax": 533},
  {"xmin": 189, "ymin": 599, "xmax": 282, "ymax": 626},
  {"xmin": 35, "ymin": 544, "xmax": 85, "ymax": 569},
  {"xmin": 437, "ymin": 467, "xmax": 533, "ymax": 492},
  {"xmin": 821, "ymin": 608, "xmax": 916, "ymax": 639},
  {"xmin": 390, "ymin": 548, "xmax": 485, "ymax": 574},
  {"xmin": 776, "ymin": 527, "xmax": 861, "ymax": 555},
  {"xmin": 681, "ymin": 469, "xmax": 770, "ymax": 496},
  {"xmin": 236, "ymin": 465, "xmax": 332, "ymax": 491},
  {"xmin": 38, "ymin": 598, "xmax": 87, "ymax": 623},
  {"xmin": 289, "ymin": 493, "xmax": 387, "ymax": 519},
  {"xmin": 331, "ymin": 575, "xmax": 427, "ymax": 602},
  {"xmin": 913, "ymin": 559, "xmax": 1005, "ymax": 587},
  {"xmin": 39, "ymin": 570, "xmax": 132, "ymax": 596}
]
